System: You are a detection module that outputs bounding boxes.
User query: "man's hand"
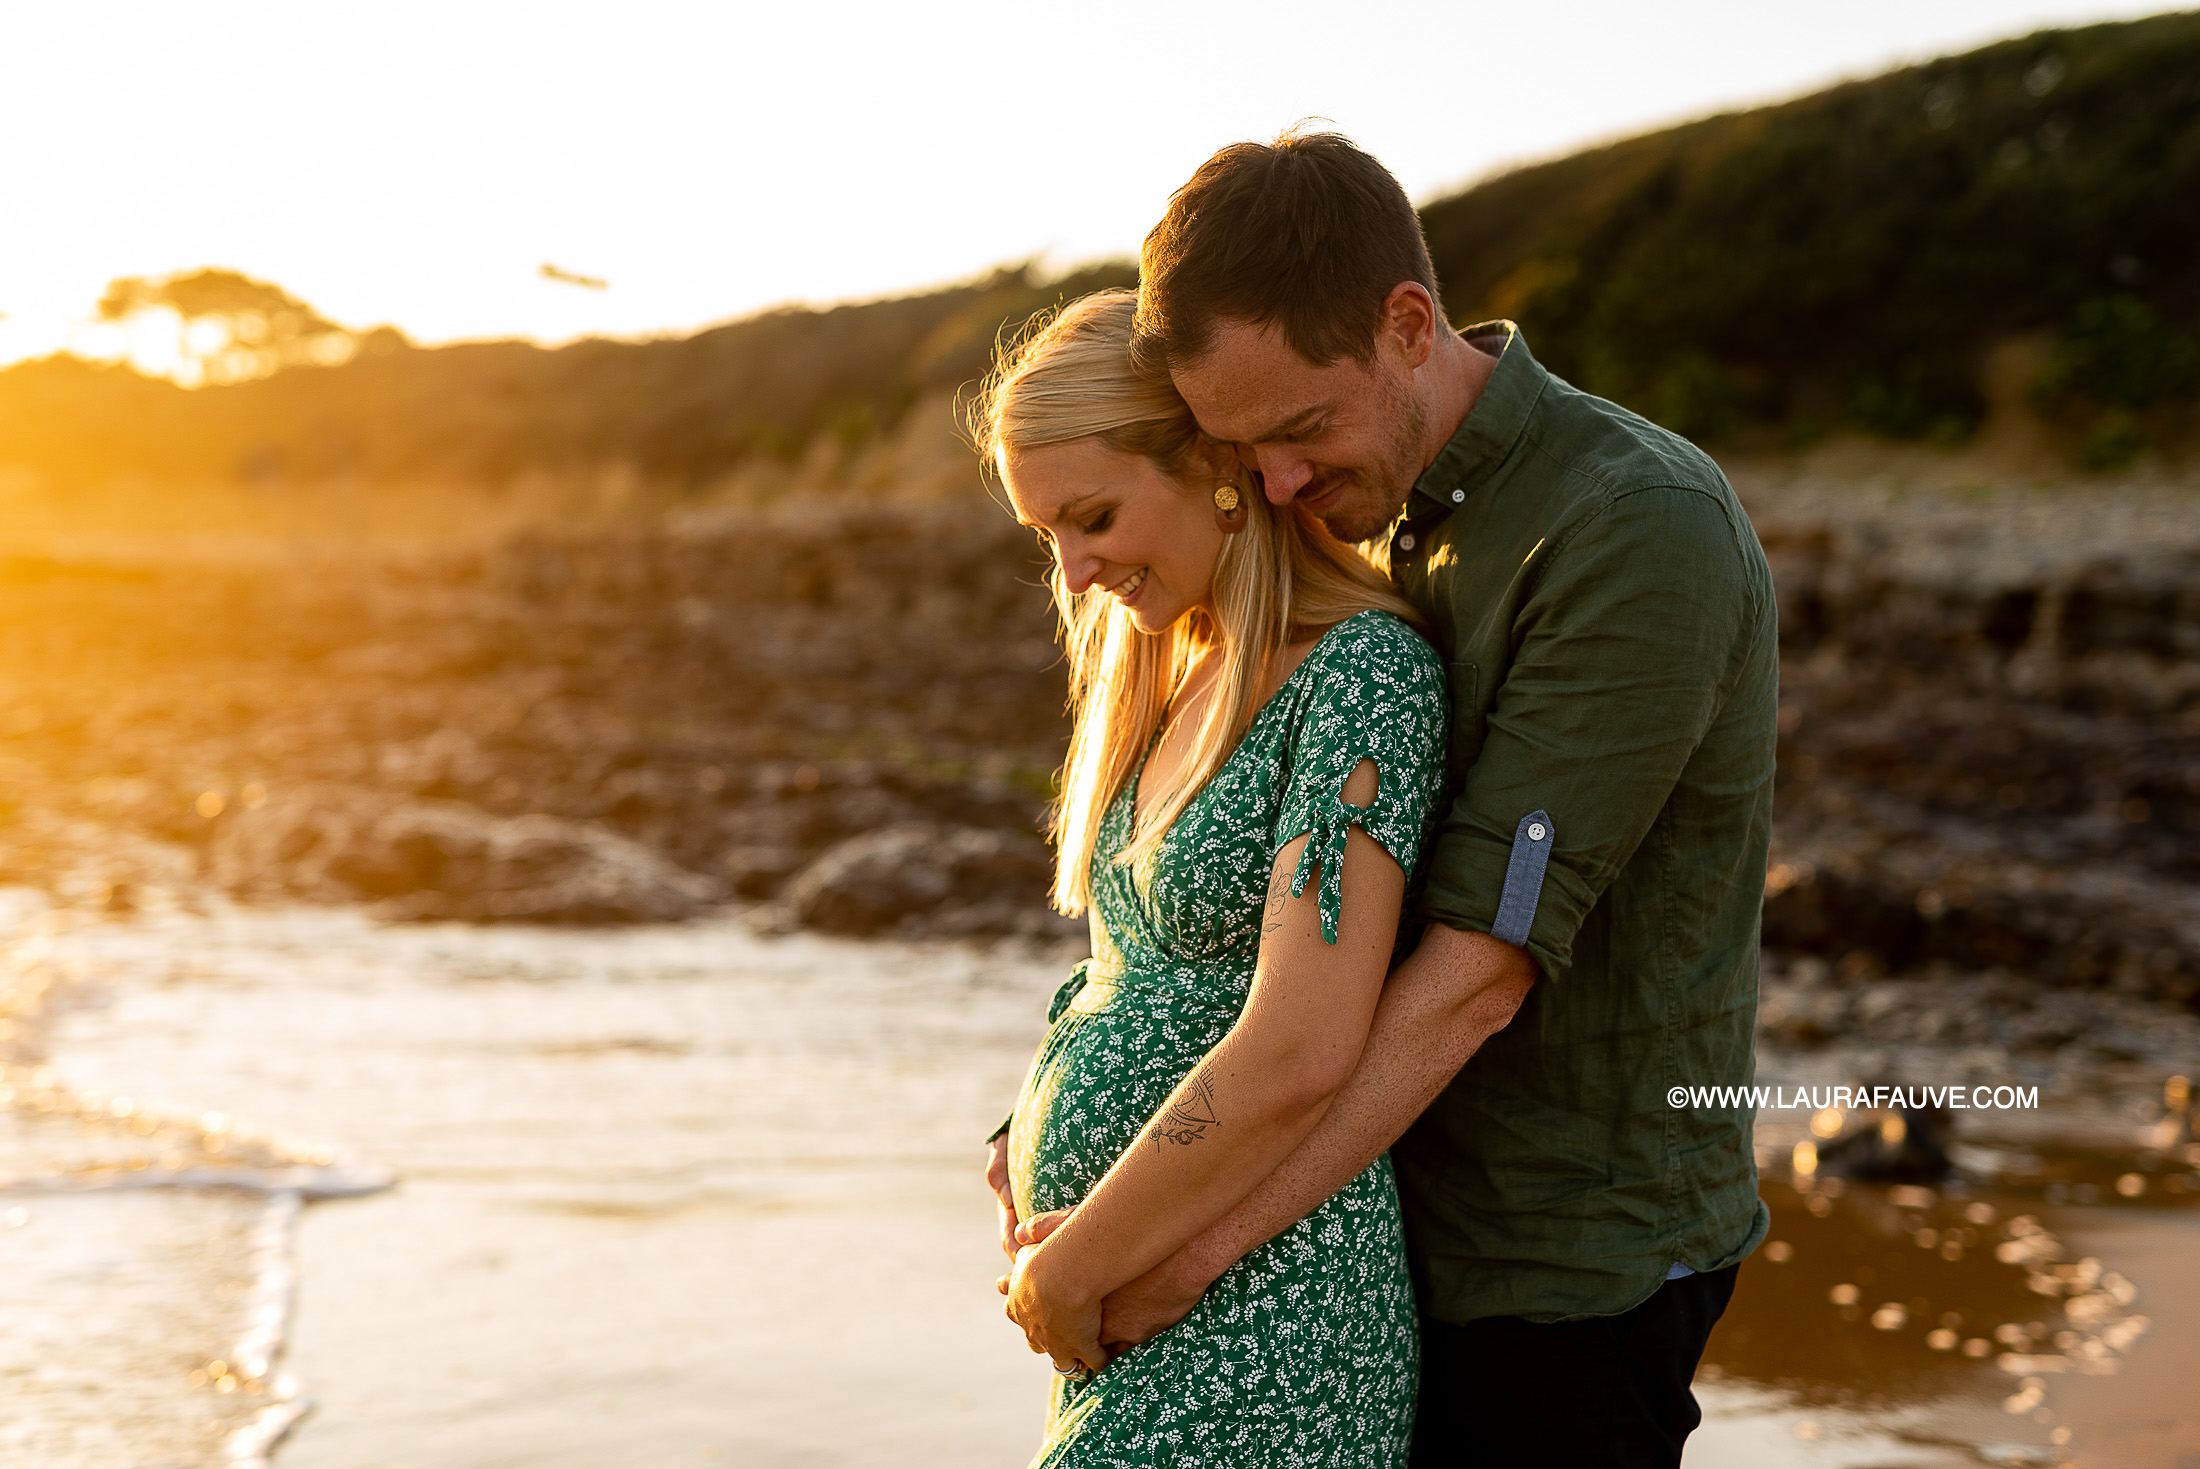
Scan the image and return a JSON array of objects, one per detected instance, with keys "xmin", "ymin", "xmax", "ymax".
[
  {"xmin": 1099, "ymin": 1252, "xmax": 1214, "ymax": 1352},
  {"xmin": 986, "ymin": 1135, "xmax": 1019, "ymax": 1261}
]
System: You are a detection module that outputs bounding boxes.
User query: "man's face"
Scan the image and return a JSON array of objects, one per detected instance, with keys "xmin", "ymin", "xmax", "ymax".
[{"xmin": 1170, "ymin": 317, "xmax": 1427, "ymax": 546}]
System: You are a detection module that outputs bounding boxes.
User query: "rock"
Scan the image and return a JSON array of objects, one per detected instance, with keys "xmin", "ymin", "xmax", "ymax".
[
  {"xmin": 1818, "ymin": 1104, "xmax": 1955, "ymax": 1183},
  {"xmin": 6, "ymin": 486, "xmax": 2193, "ymax": 1028},
  {"xmin": 1762, "ymin": 786, "xmax": 2200, "ymax": 1005},
  {"xmin": 782, "ymin": 821, "xmax": 1067, "ymax": 938},
  {"xmin": 719, "ymin": 844, "xmax": 807, "ymax": 899},
  {"xmin": 209, "ymin": 788, "xmax": 721, "ymax": 923}
]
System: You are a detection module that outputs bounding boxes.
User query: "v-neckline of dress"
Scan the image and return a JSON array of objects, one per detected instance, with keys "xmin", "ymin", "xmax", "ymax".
[{"xmin": 1126, "ymin": 612, "xmax": 1373, "ymax": 834}]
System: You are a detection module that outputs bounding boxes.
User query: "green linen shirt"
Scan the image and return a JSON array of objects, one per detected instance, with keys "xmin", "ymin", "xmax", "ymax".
[{"xmin": 1387, "ymin": 323, "xmax": 1775, "ymax": 1325}]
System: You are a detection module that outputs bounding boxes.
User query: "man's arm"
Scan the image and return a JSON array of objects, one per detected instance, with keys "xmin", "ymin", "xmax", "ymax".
[{"xmin": 1088, "ymin": 920, "xmax": 1532, "ymax": 1350}]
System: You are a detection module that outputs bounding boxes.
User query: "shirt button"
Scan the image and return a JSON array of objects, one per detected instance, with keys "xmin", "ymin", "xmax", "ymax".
[
  {"xmin": 1397, "ymin": 533, "xmax": 1416, "ymax": 552},
  {"xmin": 1451, "ymin": 489, "xmax": 1465, "ymax": 503},
  {"xmin": 1528, "ymin": 822, "xmax": 1548, "ymax": 842}
]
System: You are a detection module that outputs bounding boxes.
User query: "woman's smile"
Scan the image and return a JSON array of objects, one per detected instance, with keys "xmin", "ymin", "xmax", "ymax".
[{"xmin": 1001, "ymin": 435, "xmax": 1229, "ymax": 634}]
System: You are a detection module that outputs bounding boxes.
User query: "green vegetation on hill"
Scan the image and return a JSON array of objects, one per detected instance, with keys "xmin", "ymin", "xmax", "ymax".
[
  {"xmin": 0, "ymin": 12, "xmax": 2194, "ymax": 490},
  {"xmin": 1422, "ymin": 10, "xmax": 2200, "ymax": 457}
]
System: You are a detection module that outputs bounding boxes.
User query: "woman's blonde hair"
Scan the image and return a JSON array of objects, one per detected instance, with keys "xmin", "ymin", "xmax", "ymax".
[{"xmin": 969, "ymin": 289, "xmax": 1422, "ymax": 916}]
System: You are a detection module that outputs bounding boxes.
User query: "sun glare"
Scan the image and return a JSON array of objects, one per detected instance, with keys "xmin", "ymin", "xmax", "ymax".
[{"xmin": 0, "ymin": 0, "xmax": 2166, "ymax": 371}]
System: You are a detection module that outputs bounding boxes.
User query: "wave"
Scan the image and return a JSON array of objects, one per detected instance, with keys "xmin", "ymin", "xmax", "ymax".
[{"xmin": 1, "ymin": 908, "xmax": 392, "ymax": 1468}]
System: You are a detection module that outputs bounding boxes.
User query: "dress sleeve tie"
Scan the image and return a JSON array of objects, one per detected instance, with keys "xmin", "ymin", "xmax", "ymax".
[
  {"xmin": 1046, "ymin": 958, "xmax": 1094, "ymax": 1023},
  {"xmin": 1288, "ymin": 790, "xmax": 1380, "ymax": 945}
]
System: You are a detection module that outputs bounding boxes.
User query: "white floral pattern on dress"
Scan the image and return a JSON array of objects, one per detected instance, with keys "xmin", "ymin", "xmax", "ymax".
[{"xmin": 1008, "ymin": 610, "xmax": 1449, "ymax": 1468}]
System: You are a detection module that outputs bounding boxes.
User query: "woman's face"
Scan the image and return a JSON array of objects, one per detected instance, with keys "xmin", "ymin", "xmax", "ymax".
[{"xmin": 1003, "ymin": 438, "xmax": 1227, "ymax": 636}]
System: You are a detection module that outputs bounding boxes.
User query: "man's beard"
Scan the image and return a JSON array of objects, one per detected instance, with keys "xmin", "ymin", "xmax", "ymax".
[{"xmin": 1305, "ymin": 381, "xmax": 1428, "ymax": 545}]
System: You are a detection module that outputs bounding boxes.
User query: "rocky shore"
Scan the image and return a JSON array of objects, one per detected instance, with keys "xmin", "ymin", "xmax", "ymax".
[
  {"xmin": 0, "ymin": 467, "xmax": 2194, "ymax": 1049},
  {"xmin": 1742, "ymin": 469, "xmax": 2200, "ymax": 1015},
  {"xmin": 0, "ymin": 503, "xmax": 1074, "ymax": 939}
]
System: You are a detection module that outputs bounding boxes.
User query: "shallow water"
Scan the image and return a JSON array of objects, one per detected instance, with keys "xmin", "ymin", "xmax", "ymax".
[
  {"xmin": 4, "ymin": 893, "xmax": 2197, "ymax": 1467},
  {"xmin": 1690, "ymin": 1144, "xmax": 2200, "ymax": 1465},
  {"xmin": 3, "ymin": 897, "xmax": 1070, "ymax": 1467},
  {"xmin": 0, "ymin": 1188, "xmax": 301, "ymax": 1465}
]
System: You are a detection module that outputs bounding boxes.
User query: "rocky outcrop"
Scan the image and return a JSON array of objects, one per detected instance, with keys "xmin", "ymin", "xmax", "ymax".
[
  {"xmin": 2, "ymin": 484, "xmax": 2196, "ymax": 990},
  {"xmin": 782, "ymin": 822, "xmax": 1077, "ymax": 940},
  {"xmin": 208, "ymin": 788, "xmax": 720, "ymax": 923},
  {"xmin": 1757, "ymin": 959, "xmax": 2171, "ymax": 1060},
  {"xmin": 1760, "ymin": 781, "xmax": 2200, "ymax": 1002},
  {"xmin": 0, "ymin": 503, "xmax": 1067, "ymax": 938},
  {"xmin": 1738, "ymin": 473, "xmax": 2200, "ymax": 1002}
]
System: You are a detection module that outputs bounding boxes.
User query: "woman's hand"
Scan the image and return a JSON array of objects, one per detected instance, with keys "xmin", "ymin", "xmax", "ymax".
[
  {"xmin": 997, "ymin": 1206, "xmax": 1070, "ymax": 1298},
  {"xmin": 1004, "ymin": 1240, "xmax": 1110, "ymax": 1376},
  {"xmin": 985, "ymin": 1134, "xmax": 1020, "ymax": 1260},
  {"xmin": 1002, "ymin": 1208, "xmax": 1203, "ymax": 1355},
  {"xmin": 1015, "ymin": 1207, "xmax": 1072, "ymax": 1250},
  {"xmin": 1013, "ymin": 1208, "xmax": 1206, "ymax": 1352}
]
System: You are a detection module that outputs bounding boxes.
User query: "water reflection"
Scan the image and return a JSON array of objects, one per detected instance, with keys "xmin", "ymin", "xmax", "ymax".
[{"xmin": 1700, "ymin": 1111, "xmax": 2200, "ymax": 1466}]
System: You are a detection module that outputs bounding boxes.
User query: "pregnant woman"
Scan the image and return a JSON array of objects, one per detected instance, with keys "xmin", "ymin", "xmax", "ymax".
[{"xmin": 972, "ymin": 290, "xmax": 1447, "ymax": 1466}]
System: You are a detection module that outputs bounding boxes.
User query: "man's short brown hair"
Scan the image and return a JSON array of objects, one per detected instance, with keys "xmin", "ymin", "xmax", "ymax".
[{"xmin": 1133, "ymin": 129, "xmax": 1442, "ymax": 372}]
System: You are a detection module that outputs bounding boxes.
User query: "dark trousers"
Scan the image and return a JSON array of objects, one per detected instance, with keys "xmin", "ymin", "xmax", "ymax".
[{"xmin": 1408, "ymin": 1264, "xmax": 1739, "ymax": 1469}]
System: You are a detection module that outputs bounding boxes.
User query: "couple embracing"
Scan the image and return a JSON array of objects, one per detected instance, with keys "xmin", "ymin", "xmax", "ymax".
[{"xmin": 973, "ymin": 131, "xmax": 1775, "ymax": 1468}]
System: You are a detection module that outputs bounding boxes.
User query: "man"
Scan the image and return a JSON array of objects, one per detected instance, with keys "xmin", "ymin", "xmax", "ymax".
[{"xmin": 992, "ymin": 130, "xmax": 1774, "ymax": 1466}]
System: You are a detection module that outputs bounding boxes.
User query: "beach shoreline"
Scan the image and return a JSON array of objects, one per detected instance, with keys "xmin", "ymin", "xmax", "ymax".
[
  {"xmin": 6, "ymin": 893, "xmax": 2200, "ymax": 1466},
  {"xmin": 5, "ymin": 898, "xmax": 1073, "ymax": 1467}
]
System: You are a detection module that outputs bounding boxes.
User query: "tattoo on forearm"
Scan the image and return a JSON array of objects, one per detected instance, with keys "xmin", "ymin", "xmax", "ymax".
[
  {"xmin": 1153, "ymin": 1066, "xmax": 1221, "ymax": 1149},
  {"xmin": 1261, "ymin": 867, "xmax": 1291, "ymax": 935}
]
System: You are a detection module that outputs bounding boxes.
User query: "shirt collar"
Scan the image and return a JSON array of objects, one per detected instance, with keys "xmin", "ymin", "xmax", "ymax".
[{"xmin": 1405, "ymin": 321, "xmax": 1544, "ymax": 523}]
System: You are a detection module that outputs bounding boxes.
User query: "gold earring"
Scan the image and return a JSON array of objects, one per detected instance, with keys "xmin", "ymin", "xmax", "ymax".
[{"xmin": 1213, "ymin": 484, "xmax": 1241, "ymax": 514}]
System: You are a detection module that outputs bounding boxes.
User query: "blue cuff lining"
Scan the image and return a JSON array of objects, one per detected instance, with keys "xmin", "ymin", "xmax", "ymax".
[{"xmin": 1490, "ymin": 810, "xmax": 1553, "ymax": 948}]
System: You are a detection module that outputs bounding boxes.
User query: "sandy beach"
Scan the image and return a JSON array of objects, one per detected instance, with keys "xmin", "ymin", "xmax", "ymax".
[
  {"xmin": 6, "ymin": 892, "xmax": 2200, "ymax": 1467},
  {"xmin": 6, "ymin": 897, "xmax": 1069, "ymax": 1466}
]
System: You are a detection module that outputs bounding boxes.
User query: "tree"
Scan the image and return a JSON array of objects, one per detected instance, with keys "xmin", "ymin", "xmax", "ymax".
[{"xmin": 96, "ymin": 268, "xmax": 357, "ymax": 385}]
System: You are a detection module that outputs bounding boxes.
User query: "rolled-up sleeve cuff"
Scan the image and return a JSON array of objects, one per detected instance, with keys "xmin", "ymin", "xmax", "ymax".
[{"xmin": 1420, "ymin": 817, "xmax": 1594, "ymax": 979}]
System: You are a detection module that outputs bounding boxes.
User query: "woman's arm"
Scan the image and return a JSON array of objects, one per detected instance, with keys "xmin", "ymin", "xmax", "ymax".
[
  {"xmin": 1004, "ymin": 759, "xmax": 1401, "ymax": 1372},
  {"xmin": 1095, "ymin": 926, "xmax": 1533, "ymax": 1349}
]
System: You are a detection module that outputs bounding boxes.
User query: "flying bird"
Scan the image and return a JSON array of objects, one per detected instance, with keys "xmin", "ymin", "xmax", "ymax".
[{"xmin": 539, "ymin": 263, "xmax": 608, "ymax": 290}]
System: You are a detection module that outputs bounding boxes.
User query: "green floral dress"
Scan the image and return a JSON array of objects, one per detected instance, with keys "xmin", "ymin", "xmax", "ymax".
[{"xmin": 1008, "ymin": 610, "xmax": 1448, "ymax": 1468}]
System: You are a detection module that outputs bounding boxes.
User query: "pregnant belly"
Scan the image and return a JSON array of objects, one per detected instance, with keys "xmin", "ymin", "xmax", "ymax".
[{"xmin": 1009, "ymin": 1002, "xmax": 1234, "ymax": 1218}]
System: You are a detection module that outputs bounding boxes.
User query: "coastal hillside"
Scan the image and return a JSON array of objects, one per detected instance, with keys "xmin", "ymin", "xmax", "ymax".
[
  {"xmin": 1423, "ymin": 10, "xmax": 2200, "ymax": 458},
  {"xmin": 0, "ymin": 262, "xmax": 1130, "ymax": 494},
  {"xmin": 0, "ymin": 14, "xmax": 2194, "ymax": 492}
]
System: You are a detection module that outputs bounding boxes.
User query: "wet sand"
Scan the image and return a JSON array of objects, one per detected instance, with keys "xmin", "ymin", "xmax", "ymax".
[
  {"xmin": 13, "ymin": 897, "xmax": 2200, "ymax": 1467},
  {"xmin": 1689, "ymin": 1177, "xmax": 2200, "ymax": 1466}
]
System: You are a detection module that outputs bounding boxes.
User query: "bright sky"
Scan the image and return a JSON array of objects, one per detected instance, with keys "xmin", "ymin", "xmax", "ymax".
[{"xmin": 0, "ymin": 0, "xmax": 2169, "ymax": 369}]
